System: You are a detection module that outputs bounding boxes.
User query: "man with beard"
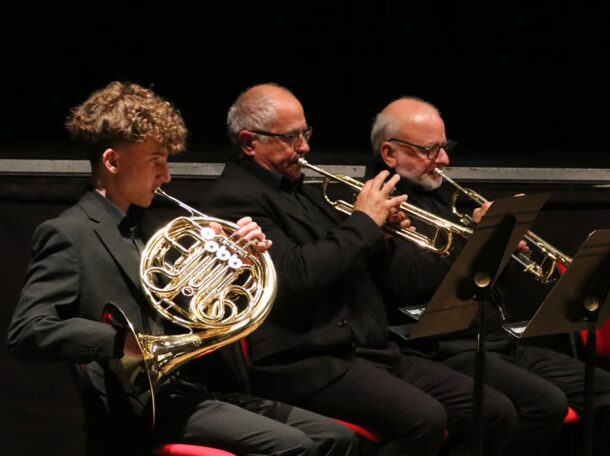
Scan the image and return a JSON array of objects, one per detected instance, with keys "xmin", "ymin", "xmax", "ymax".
[{"xmin": 371, "ymin": 96, "xmax": 610, "ymax": 455}]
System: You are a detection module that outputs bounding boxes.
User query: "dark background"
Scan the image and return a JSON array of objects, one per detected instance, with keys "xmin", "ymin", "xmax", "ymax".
[
  {"xmin": 2, "ymin": 1, "xmax": 609, "ymax": 165},
  {"xmin": 2, "ymin": 2, "xmax": 610, "ymax": 455}
]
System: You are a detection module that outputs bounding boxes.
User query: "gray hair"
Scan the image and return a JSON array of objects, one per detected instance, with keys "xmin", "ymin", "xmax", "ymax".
[
  {"xmin": 226, "ymin": 83, "xmax": 292, "ymax": 148},
  {"xmin": 370, "ymin": 96, "xmax": 439, "ymax": 157},
  {"xmin": 370, "ymin": 111, "xmax": 402, "ymax": 157}
]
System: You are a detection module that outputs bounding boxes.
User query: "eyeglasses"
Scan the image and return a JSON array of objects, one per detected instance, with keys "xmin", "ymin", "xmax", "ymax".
[
  {"xmin": 249, "ymin": 126, "xmax": 313, "ymax": 148},
  {"xmin": 388, "ymin": 137, "xmax": 457, "ymax": 160}
]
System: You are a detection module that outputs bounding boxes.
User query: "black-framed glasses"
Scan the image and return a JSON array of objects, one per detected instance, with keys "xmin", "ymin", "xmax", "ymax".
[
  {"xmin": 249, "ymin": 126, "xmax": 313, "ymax": 148},
  {"xmin": 388, "ymin": 137, "xmax": 457, "ymax": 160}
]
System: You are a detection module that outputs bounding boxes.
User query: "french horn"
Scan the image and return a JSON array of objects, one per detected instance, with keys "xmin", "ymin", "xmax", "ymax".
[{"xmin": 103, "ymin": 188, "xmax": 276, "ymax": 427}]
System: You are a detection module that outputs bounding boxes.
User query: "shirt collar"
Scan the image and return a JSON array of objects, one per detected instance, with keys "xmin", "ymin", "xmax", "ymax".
[{"xmin": 91, "ymin": 189, "xmax": 144, "ymax": 228}]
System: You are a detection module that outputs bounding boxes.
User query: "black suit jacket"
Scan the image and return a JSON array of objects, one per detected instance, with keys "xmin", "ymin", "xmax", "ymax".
[
  {"xmin": 8, "ymin": 190, "xmax": 159, "ymax": 363},
  {"xmin": 8, "ymin": 189, "xmax": 252, "ymax": 454},
  {"xmin": 371, "ymin": 162, "xmax": 514, "ymax": 357},
  {"xmin": 8, "ymin": 190, "xmax": 166, "ymax": 451},
  {"xmin": 203, "ymin": 159, "xmax": 397, "ymax": 403}
]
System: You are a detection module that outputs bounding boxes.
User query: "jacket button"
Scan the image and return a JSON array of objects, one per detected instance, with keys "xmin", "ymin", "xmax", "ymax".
[{"xmin": 338, "ymin": 319, "xmax": 348, "ymax": 327}]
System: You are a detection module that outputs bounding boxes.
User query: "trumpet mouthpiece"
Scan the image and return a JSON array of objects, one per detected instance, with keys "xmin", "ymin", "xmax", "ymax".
[{"xmin": 297, "ymin": 157, "xmax": 309, "ymax": 167}]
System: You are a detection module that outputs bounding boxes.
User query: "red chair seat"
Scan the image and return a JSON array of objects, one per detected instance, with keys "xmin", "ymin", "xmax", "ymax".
[
  {"xmin": 564, "ymin": 406, "xmax": 581, "ymax": 424},
  {"xmin": 559, "ymin": 261, "xmax": 610, "ymax": 358},
  {"xmin": 332, "ymin": 418, "xmax": 384, "ymax": 443},
  {"xmin": 154, "ymin": 444, "xmax": 237, "ymax": 456},
  {"xmin": 580, "ymin": 319, "xmax": 610, "ymax": 358}
]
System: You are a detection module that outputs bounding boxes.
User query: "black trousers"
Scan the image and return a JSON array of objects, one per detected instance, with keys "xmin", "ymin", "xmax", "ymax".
[
  {"xmin": 299, "ymin": 355, "xmax": 516, "ymax": 456},
  {"xmin": 442, "ymin": 343, "xmax": 610, "ymax": 456},
  {"xmin": 157, "ymin": 391, "xmax": 359, "ymax": 456}
]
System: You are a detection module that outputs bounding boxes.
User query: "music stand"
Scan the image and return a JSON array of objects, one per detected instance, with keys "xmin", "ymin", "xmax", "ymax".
[
  {"xmin": 502, "ymin": 229, "xmax": 610, "ymax": 456},
  {"xmin": 393, "ymin": 192, "xmax": 548, "ymax": 456}
]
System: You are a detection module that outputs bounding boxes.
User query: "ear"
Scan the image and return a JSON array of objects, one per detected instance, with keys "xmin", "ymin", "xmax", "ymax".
[
  {"xmin": 102, "ymin": 148, "xmax": 119, "ymax": 174},
  {"xmin": 380, "ymin": 142, "xmax": 397, "ymax": 169},
  {"xmin": 238, "ymin": 131, "xmax": 258, "ymax": 157}
]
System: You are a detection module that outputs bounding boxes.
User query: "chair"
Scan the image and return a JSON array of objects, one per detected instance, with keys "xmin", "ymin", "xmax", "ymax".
[
  {"xmin": 580, "ymin": 320, "xmax": 610, "ymax": 358},
  {"xmin": 154, "ymin": 444, "xmax": 236, "ymax": 456},
  {"xmin": 564, "ymin": 406, "xmax": 581, "ymax": 424},
  {"xmin": 331, "ymin": 418, "xmax": 384, "ymax": 444}
]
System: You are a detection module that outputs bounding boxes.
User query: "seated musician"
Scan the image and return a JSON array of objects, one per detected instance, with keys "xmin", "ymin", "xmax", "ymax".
[
  {"xmin": 7, "ymin": 81, "xmax": 359, "ymax": 456},
  {"xmin": 202, "ymin": 82, "xmax": 519, "ymax": 456},
  {"xmin": 370, "ymin": 96, "xmax": 610, "ymax": 455}
]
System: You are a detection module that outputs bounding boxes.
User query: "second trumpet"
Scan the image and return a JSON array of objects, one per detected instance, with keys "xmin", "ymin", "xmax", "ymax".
[
  {"xmin": 298, "ymin": 158, "xmax": 472, "ymax": 256},
  {"xmin": 434, "ymin": 168, "xmax": 572, "ymax": 283}
]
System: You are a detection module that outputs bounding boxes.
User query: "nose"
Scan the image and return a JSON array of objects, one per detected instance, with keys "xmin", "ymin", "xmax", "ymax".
[
  {"xmin": 296, "ymin": 135, "xmax": 310, "ymax": 155},
  {"xmin": 159, "ymin": 162, "xmax": 171, "ymax": 184},
  {"xmin": 435, "ymin": 148, "xmax": 450, "ymax": 167}
]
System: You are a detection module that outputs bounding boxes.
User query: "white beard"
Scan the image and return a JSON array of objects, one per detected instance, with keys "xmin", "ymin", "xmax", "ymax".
[{"xmin": 395, "ymin": 164, "xmax": 443, "ymax": 191}]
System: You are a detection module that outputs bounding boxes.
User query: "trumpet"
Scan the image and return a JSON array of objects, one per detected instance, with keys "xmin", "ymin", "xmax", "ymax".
[
  {"xmin": 298, "ymin": 158, "xmax": 472, "ymax": 256},
  {"xmin": 434, "ymin": 168, "xmax": 572, "ymax": 283}
]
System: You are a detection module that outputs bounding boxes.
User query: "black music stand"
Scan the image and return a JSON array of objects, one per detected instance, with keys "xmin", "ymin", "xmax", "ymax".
[
  {"xmin": 502, "ymin": 229, "xmax": 610, "ymax": 456},
  {"xmin": 393, "ymin": 192, "xmax": 548, "ymax": 456}
]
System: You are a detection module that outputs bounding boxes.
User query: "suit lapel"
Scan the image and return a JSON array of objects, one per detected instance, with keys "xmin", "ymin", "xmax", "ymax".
[
  {"xmin": 78, "ymin": 192, "xmax": 142, "ymax": 290},
  {"xmin": 95, "ymin": 224, "xmax": 142, "ymax": 288}
]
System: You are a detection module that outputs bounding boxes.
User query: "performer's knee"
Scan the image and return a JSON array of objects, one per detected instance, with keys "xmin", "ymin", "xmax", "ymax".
[
  {"xmin": 320, "ymin": 421, "xmax": 360, "ymax": 455},
  {"xmin": 271, "ymin": 427, "xmax": 318, "ymax": 456},
  {"xmin": 484, "ymin": 390, "xmax": 517, "ymax": 435},
  {"xmin": 408, "ymin": 399, "xmax": 447, "ymax": 446},
  {"xmin": 534, "ymin": 385, "xmax": 567, "ymax": 427},
  {"xmin": 484, "ymin": 389, "xmax": 518, "ymax": 441}
]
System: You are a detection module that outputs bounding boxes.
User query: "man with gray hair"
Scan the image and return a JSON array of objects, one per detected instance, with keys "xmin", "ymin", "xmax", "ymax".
[
  {"xmin": 371, "ymin": 96, "xmax": 610, "ymax": 455},
  {"xmin": 203, "ymin": 84, "xmax": 517, "ymax": 456}
]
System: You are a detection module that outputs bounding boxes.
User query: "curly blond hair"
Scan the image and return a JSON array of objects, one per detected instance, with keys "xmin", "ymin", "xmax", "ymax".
[{"xmin": 66, "ymin": 81, "xmax": 188, "ymax": 164}]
